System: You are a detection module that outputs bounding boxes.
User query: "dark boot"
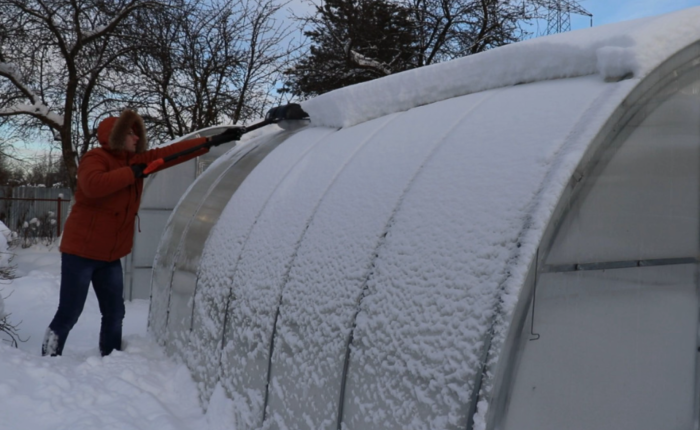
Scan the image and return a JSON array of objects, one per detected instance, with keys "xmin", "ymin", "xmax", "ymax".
[
  {"xmin": 99, "ymin": 321, "xmax": 123, "ymax": 356},
  {"xmin": 41, "ymin": 327, "xmax": 66, "ymax": 356}
]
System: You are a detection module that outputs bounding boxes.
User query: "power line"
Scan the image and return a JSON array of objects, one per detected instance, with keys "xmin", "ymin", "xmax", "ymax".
[{"xmin": 545, "ymin": 0, "xmax": 592, "ymax": 34}]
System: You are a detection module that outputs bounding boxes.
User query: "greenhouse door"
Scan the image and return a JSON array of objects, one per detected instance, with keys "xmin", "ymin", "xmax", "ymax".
[{"xmin": 503, "ymin": 61, "xmax": 700, "ymax": 430}]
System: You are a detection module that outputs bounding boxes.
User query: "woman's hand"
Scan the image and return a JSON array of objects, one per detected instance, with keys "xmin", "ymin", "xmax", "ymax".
[{"xmin": 130, "ymin": 164, "xmax": 148, "ymax": 178}]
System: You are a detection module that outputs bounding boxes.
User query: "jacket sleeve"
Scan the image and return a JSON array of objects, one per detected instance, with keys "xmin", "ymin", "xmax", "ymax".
[
  {"xmin": 78, "ymin": 151, "xmax": 136, "ymax": 199},
  {"xmin": 132, "ymin": 137, "xmax": 210, "ymax": 173}
]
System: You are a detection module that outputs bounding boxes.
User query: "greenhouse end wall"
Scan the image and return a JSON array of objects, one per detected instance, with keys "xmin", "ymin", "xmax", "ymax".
[{"xmin": 495, "ymin": 45, "xmax": 700, "ymax": 430}]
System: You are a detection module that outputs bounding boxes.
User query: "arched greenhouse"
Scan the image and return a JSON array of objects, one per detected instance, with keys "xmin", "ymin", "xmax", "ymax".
[{"xmin": 147, "ymin": 7, "xmax": 700, "ymax": 430}]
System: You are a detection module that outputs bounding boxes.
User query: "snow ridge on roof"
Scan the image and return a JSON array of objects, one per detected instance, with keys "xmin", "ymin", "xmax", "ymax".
[{"xmin": 302, "ymin": 7, "xmax": 700, "ymax": 129}]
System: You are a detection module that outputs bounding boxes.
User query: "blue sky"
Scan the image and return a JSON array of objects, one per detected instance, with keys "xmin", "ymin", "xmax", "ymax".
[{"xmin": 570, "ymin": 0, "xmax": 700, "ymax": 29}]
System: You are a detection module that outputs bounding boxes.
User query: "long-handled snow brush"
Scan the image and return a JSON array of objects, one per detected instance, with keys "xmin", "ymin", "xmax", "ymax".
[{"xmin": 142, "ymin": 103, "xmax": 309, "ymax": 176}]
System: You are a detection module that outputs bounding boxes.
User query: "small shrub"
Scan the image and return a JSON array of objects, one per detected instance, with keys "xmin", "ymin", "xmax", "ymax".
[
  {"xmin": 16, "ymin": 210, "xmax": 57, "ymax": 248},
  {"xmin": 0, "ymin": 262, "xmax": 24, "ymax": 348}
]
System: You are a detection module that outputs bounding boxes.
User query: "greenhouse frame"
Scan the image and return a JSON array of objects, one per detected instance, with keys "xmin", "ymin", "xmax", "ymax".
[
  {"xmin": 122, "ymin": 126, "xmax": 235, "ymax": 300},
  {"xmin": 144, "ymin": 7, "xmax": 700, "ymax": 430}
]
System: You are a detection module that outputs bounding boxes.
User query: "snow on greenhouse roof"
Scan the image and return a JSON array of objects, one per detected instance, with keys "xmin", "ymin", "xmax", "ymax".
[
  {"xmin": 154, "ymin": 7, "xmax": 700, "ymax": 430},
  {"xmin": 302, "ymin": 6, "xmax": 700, "ymax": 129},
  {"xmin": 194, "ymin": 73, "xmax": 639, "ymax": 428}
]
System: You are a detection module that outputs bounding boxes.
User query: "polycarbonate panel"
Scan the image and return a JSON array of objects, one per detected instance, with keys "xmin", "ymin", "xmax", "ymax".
[
  {"xmin": 140, "ymin": 157, "xmax": 196, "ymax": 210},
  {"xmin": 215, "ymin": 115, "xmax": 400, "ymax": 430},
  {"xmin": 263, "ymin": 92, "xmax": 494, "ymax": 430},
  {"xmin": 195, "ymin": 128, "xmax": 231, "ymax": 177},
  {"xmin": 341, "ymin": 77, "xmax": 614, "ymax": 430},
  {"xmin": 148, "ymin": 147, "xmax": 248, "ymax": 342},
  {"xmin": 165, "ymin": 131, "xmax": 296, "ymax": 357},
  {"xmin": 130, "ymin": 268, "xmax": 153, "ymax": 300},
  {"xmin": 186, "ymin": 126, "xmax": 332, "ymax": 404},
  {"xmin": 132, "ymin": 210, "xmax": 173, "ymax": 267},
  {"xmin": 503, "ymin": 265, "xmax": 698, "ymax": 430},
  {"xmin": 546, "ymin": 77, "xmax": 700, "ymax": 265}
]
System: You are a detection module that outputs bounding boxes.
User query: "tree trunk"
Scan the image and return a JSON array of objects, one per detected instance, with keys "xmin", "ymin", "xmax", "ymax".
[{"xmin": 60, "ymin": 129, "xmax": 78, "ymax": 192}]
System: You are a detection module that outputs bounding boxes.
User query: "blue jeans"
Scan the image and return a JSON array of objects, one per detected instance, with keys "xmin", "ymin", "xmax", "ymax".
[{"xmin": 43, "ymin": 253, "xmax": 125, "ymax": 356}]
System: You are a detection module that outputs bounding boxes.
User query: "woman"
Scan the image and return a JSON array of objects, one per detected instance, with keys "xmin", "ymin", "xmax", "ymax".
[{"xmin": 42, "ymin": 109, "xmax": 242, "ymax": 356}]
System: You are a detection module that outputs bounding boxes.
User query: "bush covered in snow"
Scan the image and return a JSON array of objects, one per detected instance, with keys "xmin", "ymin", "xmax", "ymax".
[
  {"xmin": 16, "ymin": 212, "xmax": 58, "ymax": 248},
  {"xmin": 0, "ymin": 221, "xmax": 10, "ymax": 269},
  {"xmin": 0, "ymin": 220, "xmax": 21, "ymax": 347}
]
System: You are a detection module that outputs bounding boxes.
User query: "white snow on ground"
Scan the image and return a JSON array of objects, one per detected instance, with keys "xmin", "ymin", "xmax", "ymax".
[
  {"xmin": 0, "ymin": 242, "xmax": 234, "ymax": 430},
  {"xmin": 302, "ymin": 6, "xmax": 700, "ymax": 129}
]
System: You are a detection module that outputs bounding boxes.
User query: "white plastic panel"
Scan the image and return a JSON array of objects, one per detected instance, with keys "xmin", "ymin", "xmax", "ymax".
[
  {"xmin": 132, "ymin": 210, "xmax": 173, "ymax": 267},
  {"xmin": 216, "ymin": 115, "xmax": 400, "ymax": 429},
  {"xmin": 264, "ymin": 92, "xmax": 495, "ymax": 430},
  {"xmin": 341, "ymin": 78, "xmax": 614, "ymax": 430},
  {"xmin": 188, "ymin": 126, "xmax": 335, "ymax": 405},
  {"xmin": 503, "ymin": 265, "xmax": 697, "ymax": 430},
  {"xmin": 148, "ymin": 149, "xmax": 243, "ymax": 342},
  {"xmin": 165, "ymin": 131, "xmax": 297, "ymax": 358},
  {"xmin": 128, "ymin": 139, "xmax": 225, "ymax": 302},
  {"xmin": 546, "ymin": 78, "xmax": 700, "ymax": 265},
  {"xmin": 141, "ymin": 158, "xmax": 196, "ymax": 209},
  {"xmin": 130, "ymin": 268, "xmax": 153, "ymax": 300}
]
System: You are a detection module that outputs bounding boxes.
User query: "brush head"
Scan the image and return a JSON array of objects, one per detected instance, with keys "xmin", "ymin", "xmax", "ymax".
[{"xmin": 265, "ymin": 104, "xmax": 310, "ymax": 122}]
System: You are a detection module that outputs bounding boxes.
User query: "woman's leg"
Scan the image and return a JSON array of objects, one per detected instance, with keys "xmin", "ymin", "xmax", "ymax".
[
  {"xmin": 91, "ymin": 259, "xmax": 125, "ymax": 356},
  {"xmin": 43, "ymin": 253, "xmax": 95, "ymax": 356}
]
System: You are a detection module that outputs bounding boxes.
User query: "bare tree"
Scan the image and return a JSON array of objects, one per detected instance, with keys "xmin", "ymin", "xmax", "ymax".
[
  {"xmin": 0, "ymin": 0, "xmax": 163, "ymax": 190},
  {"xmin": 125, "ymin": 0, "xmax": 298, "ymax": 143},
  {"xmin": 0, "ymin": 130, "xmax": 29, "ymax": 186},
  {"xmin": 403, "ymin": 0, "xmax": 542, "ymax": 66},
  {"xmin": 0, "ymin": 149, "xmax": 17, "ymax": 187},
  {"xmin": 22, "ymin": 149, "xmax": 69, "ymax": 187}
]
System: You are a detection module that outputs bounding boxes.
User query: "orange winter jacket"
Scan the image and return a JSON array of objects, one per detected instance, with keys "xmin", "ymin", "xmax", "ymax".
[{"xmin": 60, "ymin": 110, "xmax": 210, "ymax": 261}]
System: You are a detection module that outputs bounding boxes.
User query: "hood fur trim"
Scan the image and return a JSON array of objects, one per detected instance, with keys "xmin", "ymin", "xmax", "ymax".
[{"xmin": 97, "ymin": 110, "xmax": 148, "ymax": 153}]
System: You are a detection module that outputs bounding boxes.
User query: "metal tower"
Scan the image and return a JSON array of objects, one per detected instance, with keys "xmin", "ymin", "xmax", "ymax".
[{"xmin": 545, "ymin": 0, "xmax": 592, "ymax": 34}]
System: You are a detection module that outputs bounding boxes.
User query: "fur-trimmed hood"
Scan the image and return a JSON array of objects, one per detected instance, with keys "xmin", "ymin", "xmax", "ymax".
[{"xmin": 96, "ymin": 109, "xmax": 148, "ymax": 153}]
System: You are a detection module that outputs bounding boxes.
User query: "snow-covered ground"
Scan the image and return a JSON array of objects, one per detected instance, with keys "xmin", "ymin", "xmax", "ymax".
[{"xmin": 0, "ymin": 241, "xmax": 232, "ymax": 430}]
